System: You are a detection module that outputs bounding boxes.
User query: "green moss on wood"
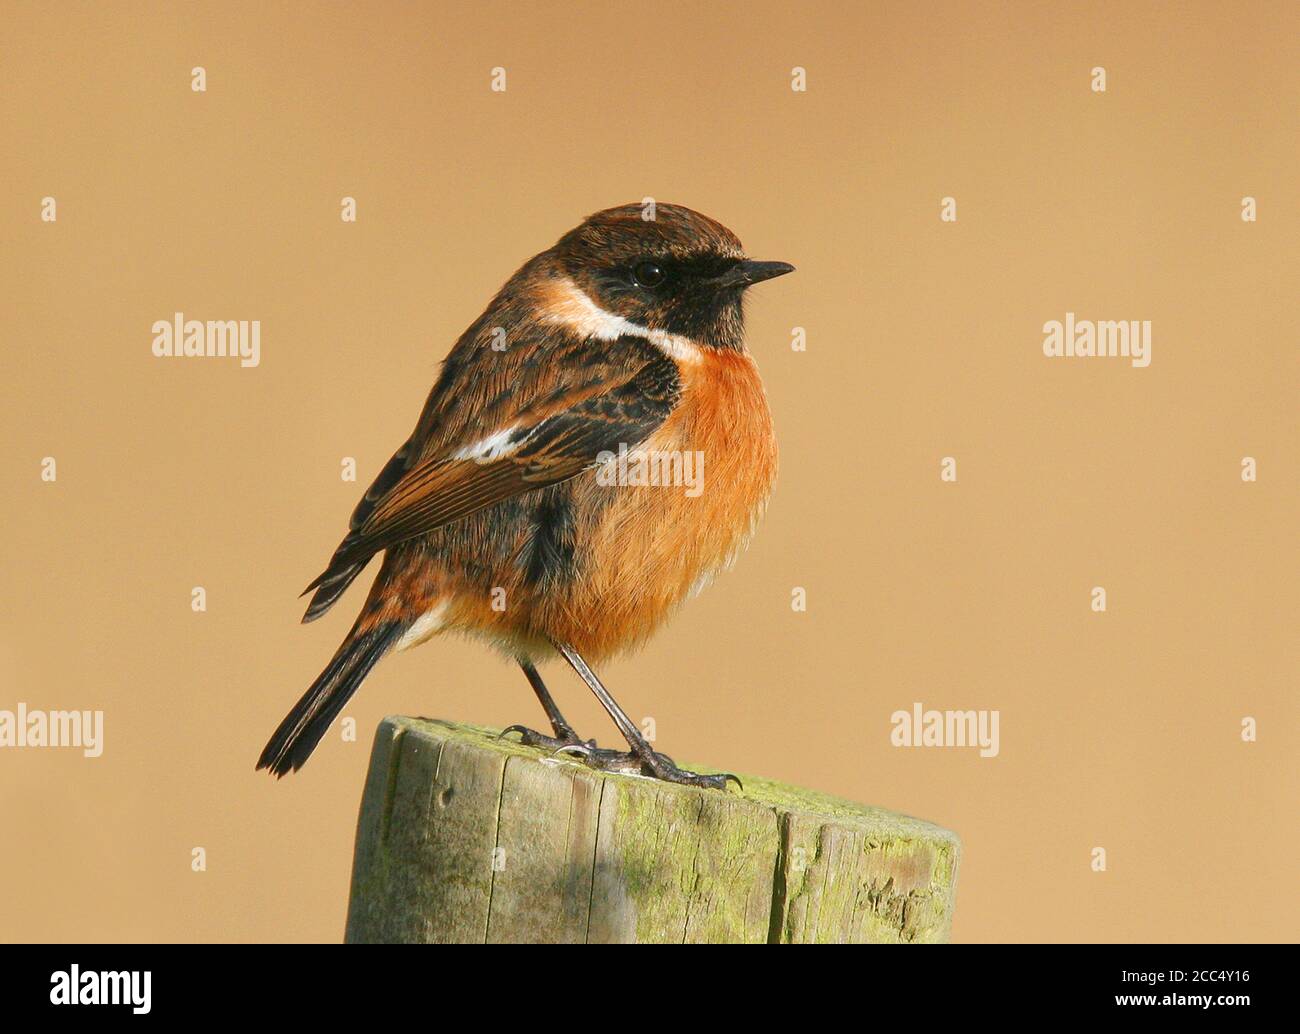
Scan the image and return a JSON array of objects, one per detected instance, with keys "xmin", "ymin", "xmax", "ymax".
[{"xmin": 344, "ymin": 717, "xmax": 961, "ymax": 944}]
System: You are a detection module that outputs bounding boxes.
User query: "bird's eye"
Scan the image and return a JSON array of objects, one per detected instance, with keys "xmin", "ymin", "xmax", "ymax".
[{"xmin": 632, "ymin": 261, "xmax": 666, "ymax": 289}]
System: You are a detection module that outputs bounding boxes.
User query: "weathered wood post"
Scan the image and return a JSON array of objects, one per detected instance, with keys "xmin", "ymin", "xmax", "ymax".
[{"xmin": 344, "ymin": 717, "xmax": 961, "ymax": 943}]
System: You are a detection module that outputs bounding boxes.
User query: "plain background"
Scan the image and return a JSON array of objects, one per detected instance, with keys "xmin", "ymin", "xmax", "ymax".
[{"xmin": 1, "ymin": 0, "xmax": 1295, "ymax": 942}]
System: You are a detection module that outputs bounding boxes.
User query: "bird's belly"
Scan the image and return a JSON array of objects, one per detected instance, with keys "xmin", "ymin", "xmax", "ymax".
[
  {"xmin": 431, "ymin": 349, "xmax": 777, "ymax": 660},
  {"xmin": 528, "ymin": 348, "xmax": 778, "ymax": 656}
]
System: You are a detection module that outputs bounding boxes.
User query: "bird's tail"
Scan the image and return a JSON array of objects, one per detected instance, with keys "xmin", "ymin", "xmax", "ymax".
[
  {"xmin": 300, "ymin": 526, "xmax": 374, "ymax": 624},
  {"xmin": 300, "ymin": 557, "xmax": 366, "ymax": 623},
  {"xmin": 257, "ymin": 620, "xmax": 405, "ymax": 777}
]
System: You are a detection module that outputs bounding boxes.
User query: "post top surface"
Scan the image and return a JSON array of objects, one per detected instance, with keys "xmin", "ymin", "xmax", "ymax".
[{"xmin": 383, "ymin": 714, "xmax": 961, "ymax": 849}]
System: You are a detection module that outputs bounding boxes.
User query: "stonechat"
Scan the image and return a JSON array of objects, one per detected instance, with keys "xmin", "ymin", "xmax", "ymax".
[{"xmin": 258, "ymin": 203, "xmax": 794, "ymax": 789}]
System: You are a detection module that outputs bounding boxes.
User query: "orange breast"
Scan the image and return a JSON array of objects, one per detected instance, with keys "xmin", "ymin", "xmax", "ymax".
[{"xmin": 535, "ymin": 347, "xmax": 778, "ymax": 657}]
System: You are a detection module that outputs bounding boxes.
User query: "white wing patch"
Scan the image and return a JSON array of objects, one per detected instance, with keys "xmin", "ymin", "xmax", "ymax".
[{"xmin": 451, "ymin": 425, "xmax": 523, "ymax": 463}]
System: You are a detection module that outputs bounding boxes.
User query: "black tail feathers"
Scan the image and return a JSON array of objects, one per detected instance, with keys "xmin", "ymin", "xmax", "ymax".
[
  {"xmin": 257, "ymin": 622, "xmax": 404, "ymax": 777},
  {"xmin": 300, "ymin": 559, "xmax": 367, "ymax": 623}
]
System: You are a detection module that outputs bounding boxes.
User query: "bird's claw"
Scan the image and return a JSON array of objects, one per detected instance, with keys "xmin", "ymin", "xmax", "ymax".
[
  {"xmin": 501, "ymin": 724, "xmax": 596, "ymax": 754},
  {"xmin": 501, "ymin": 725, "xmax": 740, "ymax": 792},
  {"xmin": 579, "ymin": 746, "xmax": 742, "ymax": 792}
]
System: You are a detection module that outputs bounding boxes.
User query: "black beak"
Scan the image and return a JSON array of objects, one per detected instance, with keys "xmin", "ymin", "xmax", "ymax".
[{"xmin": 712, "ymin": 259, "xmax": 796, "ymax": 290}]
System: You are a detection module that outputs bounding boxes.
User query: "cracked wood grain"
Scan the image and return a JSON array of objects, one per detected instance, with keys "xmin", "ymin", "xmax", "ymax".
[{"xmin": 344, "ymin": 717, "xmax": 961, "ymax": 944}]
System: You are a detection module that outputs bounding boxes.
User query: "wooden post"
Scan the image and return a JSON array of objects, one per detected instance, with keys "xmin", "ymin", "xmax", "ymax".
[{"xmin": 344, "ymin": 717, "xmax": 961, "ymax": 943}]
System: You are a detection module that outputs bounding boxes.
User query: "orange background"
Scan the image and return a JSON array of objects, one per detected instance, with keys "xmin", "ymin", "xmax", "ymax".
[{"xmin": 1, "ymin": 0, "xmax": 1295, "ymax": 942}]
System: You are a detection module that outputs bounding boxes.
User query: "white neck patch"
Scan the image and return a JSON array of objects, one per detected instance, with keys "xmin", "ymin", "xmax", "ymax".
[{"xmin": 543, "ymin": 279, "xmax": 702, "ymax": 365}]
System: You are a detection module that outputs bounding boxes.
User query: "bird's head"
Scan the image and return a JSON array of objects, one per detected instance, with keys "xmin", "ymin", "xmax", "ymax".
[{"xmin": 547, "ymin": 203, "xmax": 794, "ymax": 350}]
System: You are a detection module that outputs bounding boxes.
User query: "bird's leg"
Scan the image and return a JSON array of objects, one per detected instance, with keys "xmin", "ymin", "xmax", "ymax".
[
  {"xmin": 500, "ymin": 659, "xmax": 595, "ymax": 751},
  {"xmin": 553, "ymin": 642, "xmax": 741, "ymax": 792}
]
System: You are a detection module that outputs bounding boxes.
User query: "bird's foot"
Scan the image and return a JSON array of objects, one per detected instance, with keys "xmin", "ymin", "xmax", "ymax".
[
  {"xmin": 499, "ymin": 724, "xmax": 595, "ymax": 754},
  {"xmin": 501, "ymin": 726, "xmax": 740, "ymax": 791},
  {"xmin": 558, "ymin": 742, "xmax": 742, "ymax": 792}
]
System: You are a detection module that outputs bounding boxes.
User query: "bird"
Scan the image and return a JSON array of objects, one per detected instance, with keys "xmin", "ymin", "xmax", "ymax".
[{"xmin": 257, "ymin": 203, "xmax": 793, "ymax": 789}]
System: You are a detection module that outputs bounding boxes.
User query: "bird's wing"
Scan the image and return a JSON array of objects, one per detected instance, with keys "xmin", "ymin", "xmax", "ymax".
[
  {"xmin": 348, "ymin": 437, "xmax": 416, "ymax": 532},
  {"xmin": 302, "ymin": 335, "xmax": 679, "ymax": 600}
]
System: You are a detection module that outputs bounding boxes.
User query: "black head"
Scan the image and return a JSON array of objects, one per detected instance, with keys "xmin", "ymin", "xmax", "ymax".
[{"xmin": 550, "ymin": 203, "xmax": 794, "ymax": 349}]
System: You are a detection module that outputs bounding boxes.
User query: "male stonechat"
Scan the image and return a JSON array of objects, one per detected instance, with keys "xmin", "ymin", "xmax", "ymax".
[{"xmin": 258, "ymin": 203, "xmax": 794, "ymax": 789}]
